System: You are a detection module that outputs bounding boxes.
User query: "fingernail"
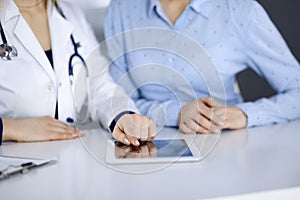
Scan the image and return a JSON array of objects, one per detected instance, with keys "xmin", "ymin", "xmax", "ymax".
[
  {"xmin": 124, "ymin": 138, "xmax": 130, "ymax": 145},
  {"xmin": 135, "ymin": 139, "xmax": 140, "ymax": 146},
  {"xmin": 124, "ymin": 147, "xmax": 130, "ymax": 153}
]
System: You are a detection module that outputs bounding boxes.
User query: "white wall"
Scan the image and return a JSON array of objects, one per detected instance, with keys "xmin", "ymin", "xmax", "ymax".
[
  {"xmin": 58, "ymin": 0, "xmax": 111, "ymax": 41},
  {"xmin": 66, "ymin": 0, "xmax": 111, "ymax": 41}
]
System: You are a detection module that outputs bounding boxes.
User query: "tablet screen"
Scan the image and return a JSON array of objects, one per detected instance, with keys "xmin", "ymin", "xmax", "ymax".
[{"xmin": 114, "ymin": 139, "xmax": 193, "ymax": 159}]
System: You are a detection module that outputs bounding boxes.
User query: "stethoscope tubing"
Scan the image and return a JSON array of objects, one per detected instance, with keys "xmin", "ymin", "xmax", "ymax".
[{"xmin": 0, "ymin": 22, "xmax": 8, "ymax": 44}]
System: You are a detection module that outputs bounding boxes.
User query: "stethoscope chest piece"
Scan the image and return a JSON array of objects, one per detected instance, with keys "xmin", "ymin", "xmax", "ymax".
[{"xmin": 0, "ymin": 43, "xmax": 18, "ymax": 60}]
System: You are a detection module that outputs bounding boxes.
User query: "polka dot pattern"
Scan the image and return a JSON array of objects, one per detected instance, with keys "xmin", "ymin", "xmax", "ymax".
[{"xmin": 105, "ymin": 0, "xmax": 300, "ymax": 127}]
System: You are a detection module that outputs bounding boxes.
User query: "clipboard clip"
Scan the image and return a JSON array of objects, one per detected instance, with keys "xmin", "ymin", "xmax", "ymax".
[{"xmin": 0, "ymin": 162, "xmax": 37, "ymax": 180}]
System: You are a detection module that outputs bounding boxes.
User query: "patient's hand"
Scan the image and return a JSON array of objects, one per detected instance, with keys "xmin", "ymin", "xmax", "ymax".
[
  {"xmin": 202, "ymin": 97, "xmax": 248, "ymax": 130},
  {"xmin": 2, "ymin": 116, "xmax": 83, "ymax": 142},
  {"xmin": 178, "ymin": 99, "xmax": 222, "ymax": 134},
  {"xmin": 115, "ymin": 141, "xmax": 158, "ymax": 159},
  {"xmin": 112, "ymin": 114, "xmax": 156, "ymax": 146}
]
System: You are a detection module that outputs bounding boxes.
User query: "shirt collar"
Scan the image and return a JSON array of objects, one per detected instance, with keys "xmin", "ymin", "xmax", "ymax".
[
  {"xmin": 148, "ymin": 0, "xmax": 159, "ymax": 17},
  {"xmin": 1, "ymin": 0, "xmax": 20, "ymax": 23},
  {"xmin": 190, "ymin": 0, "xmax": 211, "ymax": 17},
  {"xmin": 148, "ymin": 0, "xmax": 211, "ymax": 18}
]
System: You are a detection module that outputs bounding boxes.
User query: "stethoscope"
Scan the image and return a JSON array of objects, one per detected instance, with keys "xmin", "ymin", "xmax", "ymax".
[
  {"xmin": 0, "ymin": 22, "xmax": 18, "ymax": 60},
  {"xmin": 0, "ymin": 2, "xmax": 91, "ymax": 124}
]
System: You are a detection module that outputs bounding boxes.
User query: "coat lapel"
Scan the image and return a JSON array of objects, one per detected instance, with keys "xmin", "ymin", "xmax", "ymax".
[
  {"xmin": 12, "ymin": 5, "xmax": 56, "ymax": 84},
  {"xmin": 14, "ymin": 17, "xmax": 56, "ymax": 84}
]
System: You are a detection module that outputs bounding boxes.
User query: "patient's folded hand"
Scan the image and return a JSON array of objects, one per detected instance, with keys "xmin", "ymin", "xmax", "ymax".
[
  {"xmin": 178, "ymin": 98, "xmax": 222, "ymax": 134},
  {"xmin": 200, "ymin": 97, "xmax": 248, "ymax": 130}
]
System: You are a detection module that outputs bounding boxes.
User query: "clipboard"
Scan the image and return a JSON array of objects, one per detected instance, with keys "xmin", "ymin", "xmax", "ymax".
[{"xmin": 0, "ymin": 155, "xmax": 56, "ymax": 181}]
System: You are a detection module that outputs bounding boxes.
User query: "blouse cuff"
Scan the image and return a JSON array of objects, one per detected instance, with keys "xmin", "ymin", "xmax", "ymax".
[{"xmin": 109, "ymin": 111, "xmax": 136, "ymax": 132}]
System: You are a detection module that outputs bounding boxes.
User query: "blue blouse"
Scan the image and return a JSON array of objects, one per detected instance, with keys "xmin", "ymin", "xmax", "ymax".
[{"xmin": 104, "ymin": 0, "xmax": 300, "ymax": 127}]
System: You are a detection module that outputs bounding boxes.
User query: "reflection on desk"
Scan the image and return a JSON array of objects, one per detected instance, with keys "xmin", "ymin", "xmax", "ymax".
[
  {"xmin": 0, "ymin": 120, "xmax": 300, "ymax": 200},
  {"xmin": 114, "ymin": 141, "xmax": 158, "ymax": 159}
]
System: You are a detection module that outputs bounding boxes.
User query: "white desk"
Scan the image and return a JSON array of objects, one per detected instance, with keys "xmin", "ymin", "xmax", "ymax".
[{"xmin": 1, "ymin": 120, "xmax": 300, "ymax": 200}]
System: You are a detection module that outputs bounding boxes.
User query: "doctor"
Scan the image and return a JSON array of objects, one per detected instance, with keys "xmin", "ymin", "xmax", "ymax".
[{"xmin": 0, "ymin": 0, "xmax": 156, "ymax": 146}]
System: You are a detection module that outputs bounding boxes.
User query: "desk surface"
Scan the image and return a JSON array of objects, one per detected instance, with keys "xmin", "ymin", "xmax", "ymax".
[{"xmin": 1, "ymin": 120, "xmax": 300, "ymax": 200}]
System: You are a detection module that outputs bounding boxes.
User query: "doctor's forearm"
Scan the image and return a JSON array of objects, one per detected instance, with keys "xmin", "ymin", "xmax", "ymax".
[
  {"xmin": 1, "ymin": 118, "xmax": 14, "ymax": 141},
  {"xmin": 0, "ymin": 117, "xmax": 82, "ymax": 143}
]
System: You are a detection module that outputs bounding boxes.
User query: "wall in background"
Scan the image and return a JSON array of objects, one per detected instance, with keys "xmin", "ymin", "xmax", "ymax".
[{"xmin": 257, "ymin": 0, "xmax": 300, "ymax": 62}]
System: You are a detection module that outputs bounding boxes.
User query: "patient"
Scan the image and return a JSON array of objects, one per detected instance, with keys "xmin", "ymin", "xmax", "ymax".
[{"xmin": 104, "ymin": 0, "xmax": 300, "ymax": 134}]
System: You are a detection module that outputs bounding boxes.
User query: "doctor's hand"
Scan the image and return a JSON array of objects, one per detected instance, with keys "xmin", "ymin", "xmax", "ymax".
[
  {"xmin": 2, "ymin": 116, "xmax": 84, "ymax": 142},
  {"xmin": 178, "ymin": 98, "xmax": 222, "ymax": 134},
  {"xmin": 112, "ymin": 114, "xmax": 156, "ymax": 146},
  {"xmin": 202, "ymin": 97, "xmax": 248, "ymax": 130}
]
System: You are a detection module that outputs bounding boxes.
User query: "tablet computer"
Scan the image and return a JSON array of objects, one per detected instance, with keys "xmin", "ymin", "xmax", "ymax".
[{"xmin": 105, "ymin": 139, "xmax": 202, "ymax": 164}]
